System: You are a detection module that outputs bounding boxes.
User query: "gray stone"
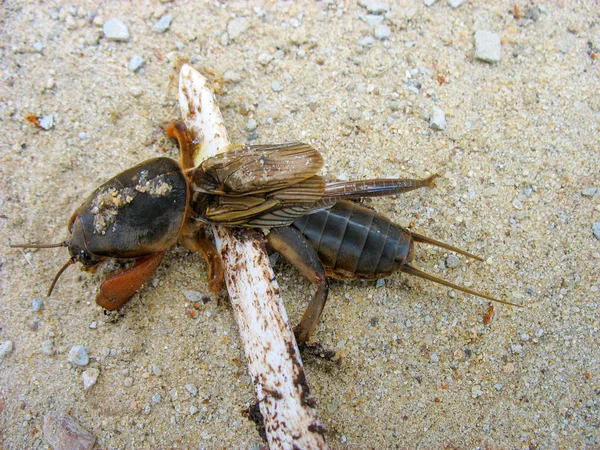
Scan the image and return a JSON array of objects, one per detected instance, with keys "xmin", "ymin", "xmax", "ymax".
[
  {"xmin": 103, "ymin": 18, "xmax": 130, "ymax": 41},
  {"xmin": 359, "ymin": 0, "xmax": 390, "ymax": 14},
  {"xmin": 474, "ymin": 30, "xmax": 502, "ymax": 63},
  {"xmin": 153, "ymin": 14, "xmax": 173, "ymax": 33},
  {"xmin": 128, "ymin": 55, "xmax": 145, "ymax": 72},
  {"xmin": 430, "ymin": 106, "xmax": 446, "ymax": 130}
]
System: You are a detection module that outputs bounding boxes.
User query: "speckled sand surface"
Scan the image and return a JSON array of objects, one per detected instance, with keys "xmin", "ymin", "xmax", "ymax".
[{"xmin": 1, "ymin": 1, "xmax": 599, "ymax": 449}]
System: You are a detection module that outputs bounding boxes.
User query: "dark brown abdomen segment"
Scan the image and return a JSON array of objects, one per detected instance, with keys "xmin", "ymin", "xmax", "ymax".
[{"xmin": 292, "ymin": 200, "xmax": 413, "ymax": 280}]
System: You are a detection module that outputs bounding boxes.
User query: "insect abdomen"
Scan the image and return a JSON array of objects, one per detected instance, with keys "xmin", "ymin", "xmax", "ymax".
[{"xmin": 292, "ymin": 201, "xmax": 413, "ymax": 280}]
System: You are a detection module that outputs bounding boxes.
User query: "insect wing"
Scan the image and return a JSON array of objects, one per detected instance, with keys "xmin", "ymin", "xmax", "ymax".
[
  {"xmin": 197, "ymin": 142, "xmax": 323, "ymax": 195},
  {"xmin": 204, "ymin": 176, "xmax": 328, "ymax": 227}
]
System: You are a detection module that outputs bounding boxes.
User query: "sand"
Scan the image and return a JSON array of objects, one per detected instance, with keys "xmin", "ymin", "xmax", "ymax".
[{"xmin": 1, "ymin": 1, "xmax": 599, "ymax": 448}]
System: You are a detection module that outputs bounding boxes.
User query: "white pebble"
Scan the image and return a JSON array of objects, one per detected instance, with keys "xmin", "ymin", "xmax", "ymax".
[
  {"xmin": 82, "ymin": 368, "xmax": 100, "ymax": 390},
  {"xmin": 0, "ymin": 341, "xmax": 14, "ymax": 359},
  {"xmin": 128, "ymin": 55, "xmax": 145, "ymax": 72},
  {"xmin": 448, "ymin": 0, "xmax": 465, "ymax": 8},
  {"xmin": 246, "ymin": 119, "xmax": 257, "ymax": 131},
  {"xmin": 359, "ymin": 0, "xmax": 390, "ymax": 14},
  {"xmin": 67, "ymin": 345, "xmax": 89, "ymax": 366},
  {"xmin": 103, "ymin": 18, "xmax": 130, "ymax": 41},
  {"xmin": 185, "ymin": 383, "xmax": 198, "ymax": 396},
  {"xmin": 430, "ymin": 106, "xmax": 446, "ymax": 130},
  {"xmin": 471, "ymin": 385, "xmax": 483, "ymax": 398},
  {"xmin": 374, "ymin": 25, "xmax": 391, "ymax": 40},
  {"xmin": 258, "ymin": 52, "xmax": 273, "ymax": 66},
  {"xmin": 271, "ymin": 81, "xmax": 283, "ymax": 92},
  {"xmin": 153, "ymin": 14, "xmax": 173, "ymax": 33},
  {"xmin": 365, "ymin": 14, "xmax": 384, "ymax": 27},
  {"xmin": 38, "ymin": 114, "xmax": 54, "ymax": 130},
  {"xmin": 581, "ymin": 187, "xmax": 597, "ymax": 197},
  {"xmin": 227, "ymin": 17, "xmax": 249, "ymax": 41},
  {"xmin": 32, "ymin": 298, "xmax": 44, "ymax": 311},
  {"xmin": 182, "ymin": 290, "xmax": 204, "ymax": 303},
  {"xmin": 593, "ymin": 222, "xmax": 600, "ymax": 240},
  {"xmin": 446, "ymin": 254, "xmax": 460, "ymax": 268},
  {"xmin": 358, "ymin": 36, "xmax": 376, "ymax": 47},
  {"xmin": 474, "ymin": 30, "xmax": 502, "ymax": 63}
]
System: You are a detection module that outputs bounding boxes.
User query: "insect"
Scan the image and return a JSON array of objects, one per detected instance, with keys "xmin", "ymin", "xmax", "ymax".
[{"xmin": 11, "ymin": 122, "xmax": 438, "ymax": 310}]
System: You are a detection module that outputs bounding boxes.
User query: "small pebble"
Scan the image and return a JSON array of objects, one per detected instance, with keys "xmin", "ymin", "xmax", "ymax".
[
  {"xmin": 593, "ymin": 222, "xmax": 600, "ymax": 240},
  {"xmin": 123, "ymin": 377, "xmax": 133, "ymax": 387},
  {"xmin": 424, "ymin": 0, "xmax": 436, "ymax": 6},
  {"xmin": 471, "ymin": 385, "xmax": 483, "ymax": 398},
  {"xmin": 375, "ymin": 279, "xmax": 385, "ymax": 288},
  {"xmin": 365, "ymin": 14, "xmax": 384, "ymax": 27},
  {"xmin": 46, "ymin": 78, "xmax": 56, "ymax": 90},
  {"xmin": 512, "ymin": 198, "xmax": 523, "ymax": 210},
  {"xmin": 258, "ymin": 52, "xmax": 274, "ymax": 66},
  {"xmin": 227, "ymin": 17, "xmax": 249, "ymax": 41},
  {"xmin": 430, "ymin": 352, "xmax": 439, "ymax": 363},
  {"xmin": 494, "ymin": 383, "xmax": 503, "ymax": 391},
  {"xmin": 448, "ymin": 0, "xmax": 465, "ymax": 8},
  {"xmin": 41, "ymin": 340, "xmax": 55, "ymax": 356},
  {"xmin": 67, "ymin": 345, "xmax": 89, "ymax": 366},
  {"xmin": 189, "ymin": 405, "xmax": 198, "ymax": 415},
  {"xmin": 185, "ymin": 384, "xmax": 198, "ymax": 397},
  {"xmin": 43, "ymin": 412, "xmax": 95, "ymax": 450},
  {"xmin": 474, "ymin": 30, "xmax": 502, "ymax": 63},
  {"xmin": 128, "ymin": 55, "xmax": 145, "ymax": 72},
  {"xmin": 223, "ymin": 70, "xmax": 241, "ymax": 83},
  {"xmin": 581, "ymin": 187, "xmax": 597, "ymax": 197},
  {"xmin": 271, "ymin": 81, "xmax": 283, "ymax": 92},
  {"xmin": 153, "ymin": 14, "xmax": 173, "ymax": 33},
  {"xmin": 430, "ymin": 106, "xmax": 446, "ymax": 130},
  {"xmin": 32, "ymin": 298, "xmax": 44, "ymax": 311},
  {"xmin": 151, "ymin": 364, "xmax": 162, "ymax": 376},
  {"xmin": 446, "ymin": 254, "xmax": 460, "ymax": 268},
  {"xmin": 152, "ymin": 393, "xmax": 162, "ymax": 403},
  {"xmin": 182, "ymin": 290, "xmax": 204, "ymax": 303},
  {"xmin": 0, "ymin": 341, "xmax": 14, "ymax": 359},
  {"xmin": 89, "ymin": 321, "xmax": 97, "ymax": 329},
  {"xmin": 82, "ymin": 368, "xmax": 99, "ymax": 391},
  {"xmin": 374, "ymin": 24, "xmax": 391, "ymax": 40},
  {"xmin": 358, "ymin": 36, "xmax": 376, "ymax": 47},
  {"xmin": 33, "ymin": 41, "xmax": 44, "ymax": 52},
  {"xmin": 38, "ymin": 114, "xmax": 54, "ymax": 130},
  {"xmin": 103, "ymin": 18, "xmax": 130, "ymax": 41},
  {"xmin": 358, "ymin": 0, "xmax": 390, "ymax": 14},
  {"xmin": 245, "ymin": 119, "xmax": 258, "ymax": 132},
  {"xmin": 248, "ymin": 131, "xmax": 259, "ymax": 141}
]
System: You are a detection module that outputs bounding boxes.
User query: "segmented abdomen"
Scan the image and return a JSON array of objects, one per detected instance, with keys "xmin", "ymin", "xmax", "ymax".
[{"xmin": 292, "ymin": 200, "xmax": 413, "ymax": 280}]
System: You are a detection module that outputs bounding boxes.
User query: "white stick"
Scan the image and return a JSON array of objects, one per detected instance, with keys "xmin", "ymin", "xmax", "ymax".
[{"xmin": 178, "ymin": 64, "xmax": 327, "ymax": 450}]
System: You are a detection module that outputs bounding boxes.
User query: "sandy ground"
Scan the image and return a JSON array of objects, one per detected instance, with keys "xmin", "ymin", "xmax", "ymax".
[{"xmin": 1, "ymin": 1, "xmax": 599, "ymax": 449}]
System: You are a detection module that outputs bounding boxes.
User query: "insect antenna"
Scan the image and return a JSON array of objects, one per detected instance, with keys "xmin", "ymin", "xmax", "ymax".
[
  {"xmin": 47, "ymin": 258, "xmax": 76, "ymax": 296},
  {"xmin": 400, "ymin": 264, "xmax": 521, "ymax": 307},
  {"xmin": 10, "ymin": 241, "xmax": 70, "ymax": 249}
]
